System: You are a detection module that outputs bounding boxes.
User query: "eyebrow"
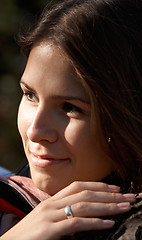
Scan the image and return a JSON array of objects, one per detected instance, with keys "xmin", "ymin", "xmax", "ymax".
[
  {"xmin": 20, "ymin": 80, "xmax": 36, "ymax": 93},
  {"xmin": 20, "ymin": 79, "xmax": 90, "ymax": 105},
  {"xmin": 51, "ymin": 95, "xmax": 90, "ymax": 105}
]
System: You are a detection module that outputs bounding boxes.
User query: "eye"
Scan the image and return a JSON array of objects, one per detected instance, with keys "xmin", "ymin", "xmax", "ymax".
[
  {"xmin": 62, "ymin": 102, "xmax": 82, "ymax": 114},
  {"xmin": 23, "ymin": 91, "xmax": 38, "ymax": 102}
]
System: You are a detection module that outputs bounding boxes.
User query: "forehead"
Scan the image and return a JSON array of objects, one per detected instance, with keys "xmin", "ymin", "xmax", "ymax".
[
  {"xmin": 27, "ymin": 42, "xmax": 77, "ymax": 79},
  {"xmin": 22, "ymin": 42, "xmax": 90, "ymax": 102}
]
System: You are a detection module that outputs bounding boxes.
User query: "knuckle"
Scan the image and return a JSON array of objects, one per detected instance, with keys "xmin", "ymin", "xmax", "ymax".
[
  {"xmin": 39, "ymin": 200, "xmax": 47, "ymax": 208},
  {"xmin": 69, "ymin": 217, "xmax": 80, "ymax": 226},
  {"xmin": 111, "ymin": 193, "xmax": 123, "ymax": 202},
  {"xmin": 70, "ymin": 181, "xmax": 79, "ymax": 189},
  {"xmin": 111, "ymin": 192, "xmax": 116, "ymax": 199},
  {"xmin": 38, "ymin": 199, "xmax": 55, "ymax": 211},
  {"xmin": 102, "ymin": 183, "xmax": 109, "ymax": 190},
  {"xmin": 71, "ymin": 181, "xmax": 83, "ymax": 191},
  {"xmin": 96, "ymin": 182, "xmax": 109, "ymax": 191},
  {"xmin": 80, "ymin": 190, "xmax": 92, "ymax": 201},
  {"xmin": 111, "ymin": 192, "xmax": 122, "ymax": 201},
  {"xmin": 68, "ymin": 217, "xmax": 81, "ymax": 230},
  {"xmin": 108, "ymin": 203, "xmax": 117, "ymax": 211},
  {"xmin": 75, "ymin": 201, "xmax": 86, "ymax": 212},
  {"xmin": 37, "ymin": 201, "xmax": 47, "ymax": 212},
  {"xmin": 95, "ymin": 182, "xmax": 109, "ymax": 192}
]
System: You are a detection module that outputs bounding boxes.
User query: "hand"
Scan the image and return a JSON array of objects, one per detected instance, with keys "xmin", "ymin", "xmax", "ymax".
[{"xmin": 2, "ymin": 181, "xmax": 136, "ymax": 240}]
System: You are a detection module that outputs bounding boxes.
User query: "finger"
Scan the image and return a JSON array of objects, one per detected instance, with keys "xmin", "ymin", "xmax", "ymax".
[
  {"xmin": 55, "ymin": 217, "xmax": 115, "ymax": 237},
  {"xmin": 70, "ymin": 201, "xmax": 131, "ymax": 218},
  {"xmin": 56, "ymin": 190, "xmax": 136, "ymax": 209},
  {"xmin": 53, "ymin": 201, "xmax": 131, "ymax": 222},
  {"xmin": 52, "ymin": 181, "xmax": 120, "ymax": 200}
]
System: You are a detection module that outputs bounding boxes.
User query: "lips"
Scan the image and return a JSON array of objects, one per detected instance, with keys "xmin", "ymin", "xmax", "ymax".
[{"xmin": 30, "ymin": 152, "xmax": 70, "ymax": 168}]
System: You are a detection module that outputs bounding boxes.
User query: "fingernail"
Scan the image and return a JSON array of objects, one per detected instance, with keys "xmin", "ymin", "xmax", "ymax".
[
  {"xmin": 117, "ymin": 202, "xmax": 130, "ymax": 209},
  {"xmin": 103, "ymin": 220, "xmax": 115, "ymax": 226},
  {"xmin": 123, "ymin": 194, "xmax": 136, "ymax": 202},
  {"xmin": 108, "ymin": 185, "xmax": 120, "ymax": 192}
]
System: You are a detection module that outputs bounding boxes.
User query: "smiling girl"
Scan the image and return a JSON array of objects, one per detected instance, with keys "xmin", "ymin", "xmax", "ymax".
[{"xmin": 0, "ymin": 0, "xmax": 142, "ymax": 239}]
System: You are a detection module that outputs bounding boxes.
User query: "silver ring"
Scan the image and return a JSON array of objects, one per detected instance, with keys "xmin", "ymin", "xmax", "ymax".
[{"xmin": 65, "ymin": 205, "xmax": 73, "ymax": 219}]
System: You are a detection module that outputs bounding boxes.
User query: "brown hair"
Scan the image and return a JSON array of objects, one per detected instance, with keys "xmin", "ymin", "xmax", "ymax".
[{"xmin": 20, "ymin": 0, "xmax": 142, "ymax": 192}]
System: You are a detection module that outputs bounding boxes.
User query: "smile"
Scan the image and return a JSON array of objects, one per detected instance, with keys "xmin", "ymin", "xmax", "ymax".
[{"xmin": 30, "ymin": 153, "xmax": 70, "ymax": 168}]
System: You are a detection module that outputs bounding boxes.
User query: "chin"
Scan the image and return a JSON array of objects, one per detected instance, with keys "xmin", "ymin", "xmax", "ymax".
[{"xmin": 31, "ymin": 173, "xmax": 61, "ymax": 195}]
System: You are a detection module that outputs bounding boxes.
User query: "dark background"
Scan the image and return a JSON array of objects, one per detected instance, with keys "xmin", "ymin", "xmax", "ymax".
[{"xmin": 0, "ymin": 0, "xmax": 59, "ymax": 172}]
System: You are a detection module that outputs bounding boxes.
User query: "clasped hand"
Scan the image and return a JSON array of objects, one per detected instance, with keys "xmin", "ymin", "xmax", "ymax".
[{"xmin": 2, "ymin": 181, "xmax": 136, "ymax": 240}]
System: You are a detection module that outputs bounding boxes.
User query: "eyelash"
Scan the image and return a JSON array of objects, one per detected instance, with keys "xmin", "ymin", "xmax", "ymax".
[
  {"xmin": 62, "ymin": 102, "xmax": 83, "ymax": 114},
  {"xmin": 22, "ymin": 90, "xmax": 83, "ymax": 115},
  {"xmin": 23, "ymin": 91, "xmax": 37, "ymax": 102}
]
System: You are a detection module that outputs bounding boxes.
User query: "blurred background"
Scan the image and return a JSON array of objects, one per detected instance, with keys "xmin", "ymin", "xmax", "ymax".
[{"xmin": 0, "ymin": 0, "xmax": 59, "ymax": 173}]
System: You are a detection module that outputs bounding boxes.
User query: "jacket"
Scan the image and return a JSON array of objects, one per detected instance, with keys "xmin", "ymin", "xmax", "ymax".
[
  {"xmin": 0, "ymin": 165, "xmax": 50, "ymax": 236},
  {"xmin": 0, "ymin": 165, "xmax": 142, "ymax": 239}
]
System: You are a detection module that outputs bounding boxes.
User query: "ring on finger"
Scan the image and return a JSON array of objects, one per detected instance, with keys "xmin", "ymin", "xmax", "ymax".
[{"xmin": 65, "ymin": 205, "xmax": 73, "ymax": 219}]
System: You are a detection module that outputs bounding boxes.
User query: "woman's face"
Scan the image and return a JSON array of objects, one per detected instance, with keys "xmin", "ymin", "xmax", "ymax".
[{"xmin": 18, "ymin": 43, "xmax": 114, "ymax": 195}]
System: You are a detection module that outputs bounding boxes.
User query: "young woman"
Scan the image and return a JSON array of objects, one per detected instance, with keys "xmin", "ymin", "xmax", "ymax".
[{"xmin": 0, "ymin": 0, "xmax": 142, "ymax": 239}]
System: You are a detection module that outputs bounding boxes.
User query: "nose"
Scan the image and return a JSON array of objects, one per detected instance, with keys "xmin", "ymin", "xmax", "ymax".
[{"xmin": 27, "ymin": 107, "xmax": 58, "ymax": 143}]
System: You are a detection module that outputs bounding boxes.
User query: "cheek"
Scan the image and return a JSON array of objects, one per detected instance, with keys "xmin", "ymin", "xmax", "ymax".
[
  {"xmin": 17, "ymin": 103, "xmax": 24, "ymax": 137},
  {"xmin": 17, "ymin": 102, "xmax": 29, "ymax": 142},
  {"xmin": 64, "ymin": 119, "xmax": 93, "ymax": 147}
]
